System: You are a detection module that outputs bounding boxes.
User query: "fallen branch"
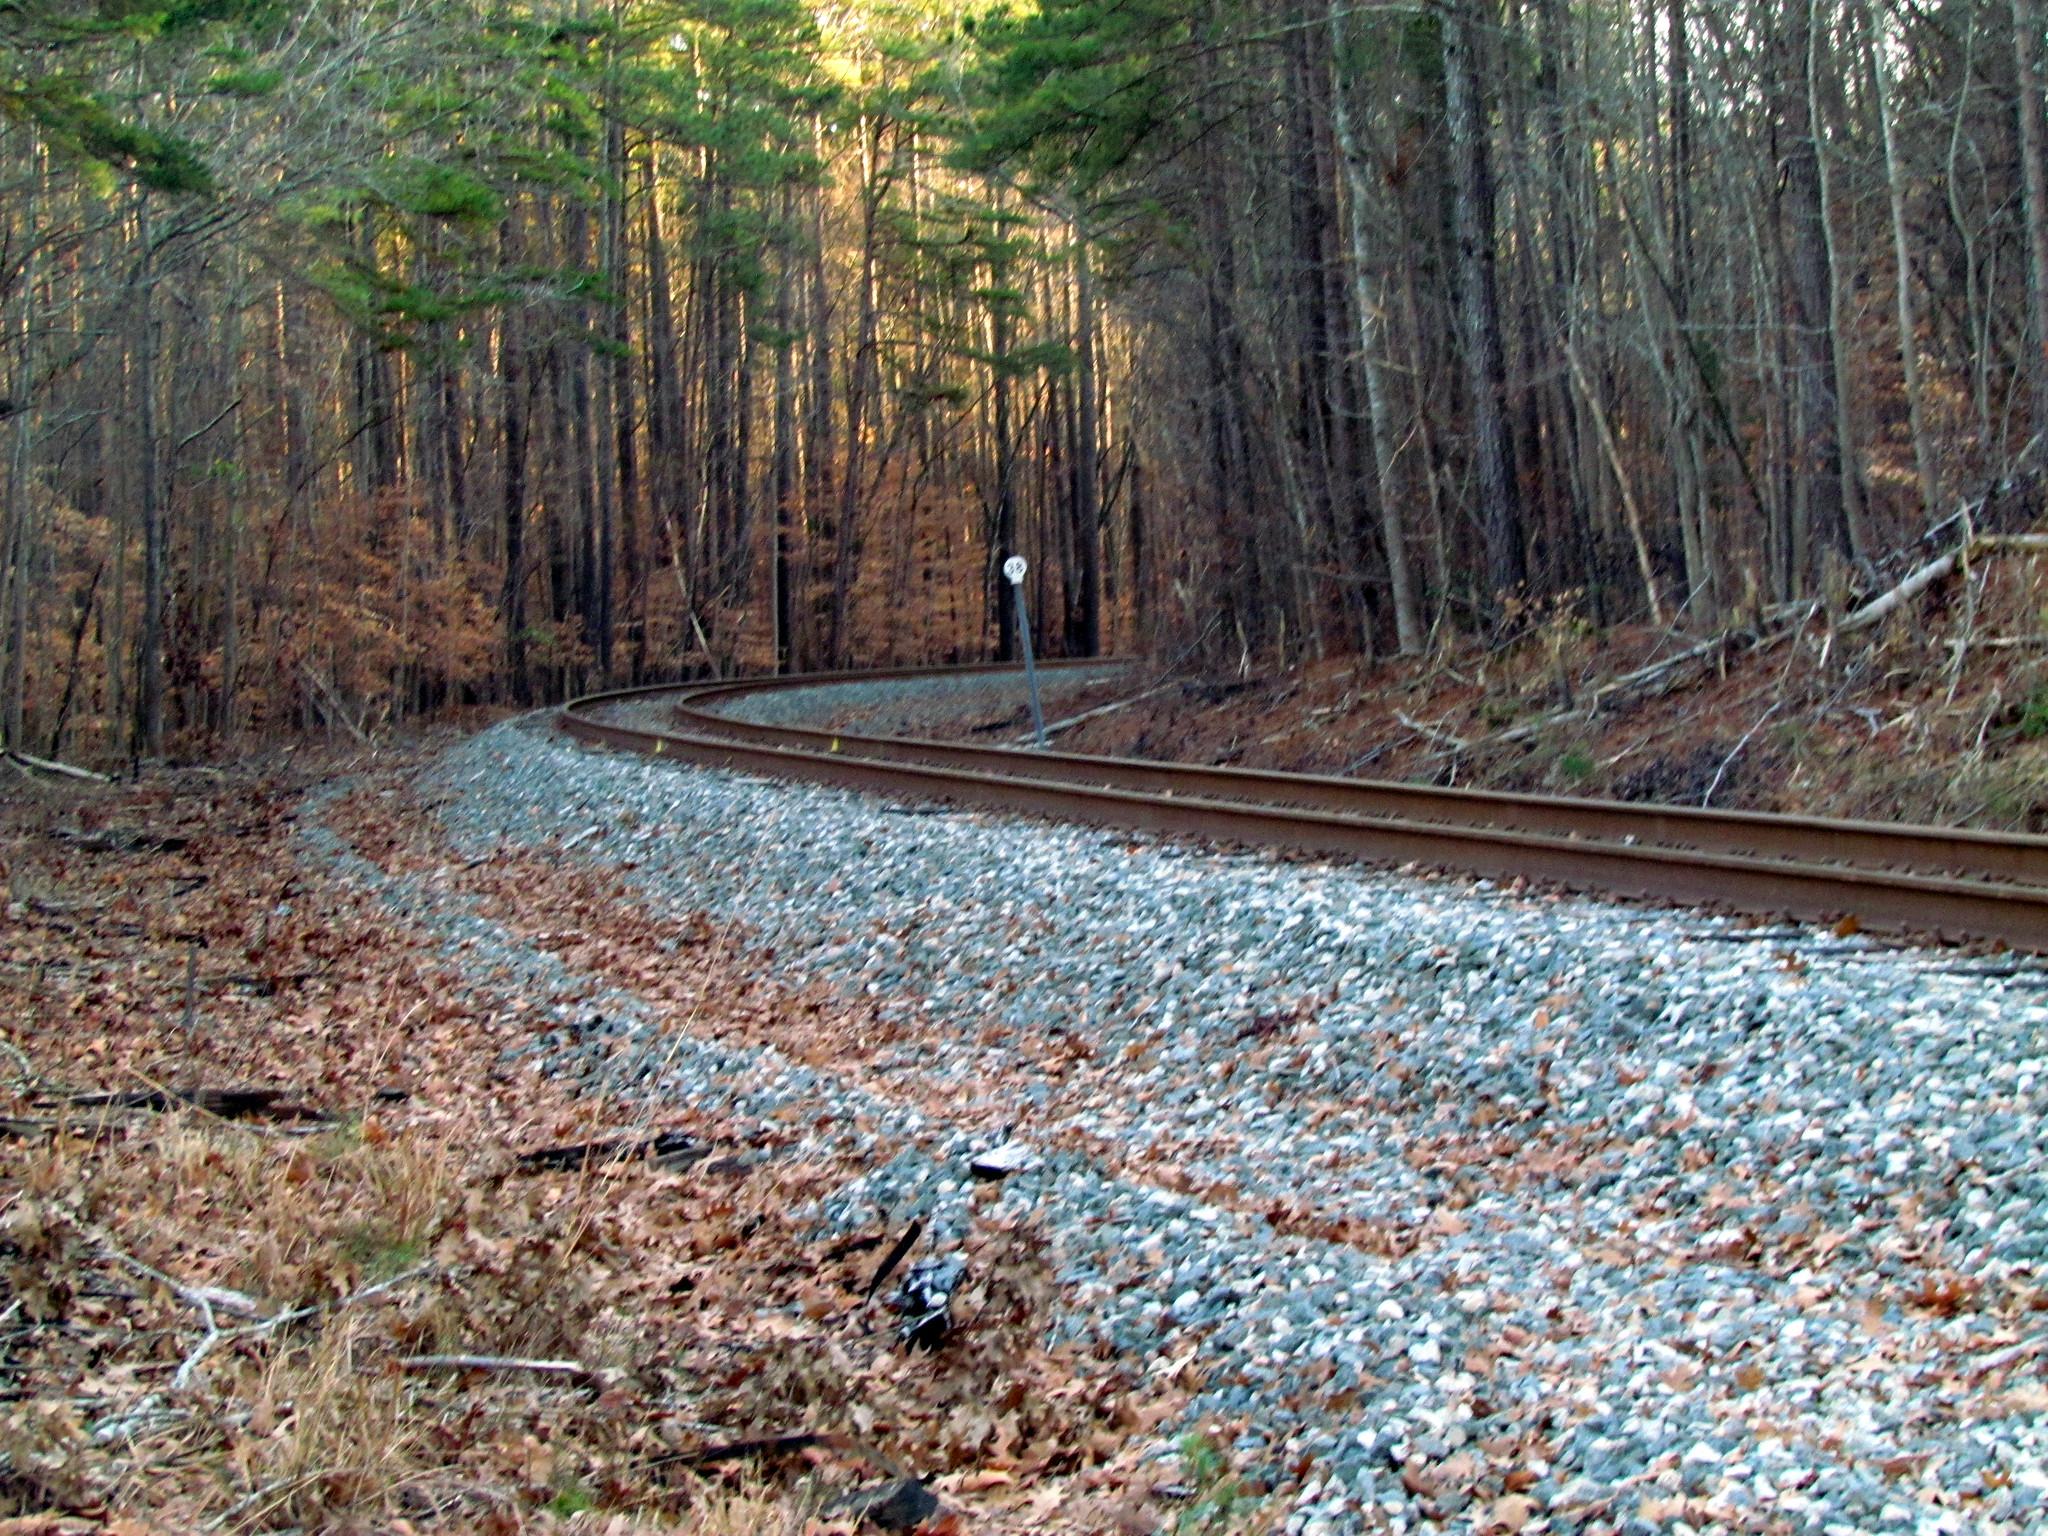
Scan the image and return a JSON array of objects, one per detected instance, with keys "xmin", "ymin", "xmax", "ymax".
[
  {"xmin": 89, "ymin": 1393, "xmax": 190, "ymax": 1446},
  {"xmin": 652, "ymin": 1431, "xmax": 831, "ymax": 1470},
  {"xmin": 3, "ymin": 748, "xmax": 111, "ymax": 783},
  {"xmin": 1017, "ymin": 679, "xmax": 1176, "ymax": 745},
  {"xmin": 1339, "ymin": 741, "xmax": 1393, "ymax": 775},
  {"xmin": 199, "ymin": 969, "xmax": 325, "ymax": 997},
  {"xmin": 1838, "ymin": 548, "xmax": 1962, "ymax": 635},
  {"xmin": 1418, "ymin": 631, "xmax": 1747, "ymax": 763},
  {"xmin": 300, "ymin": 665, "xmax": 371, "ymax": 747},
  {"xmin": 61, "ymin": 1086, "xmax": 320, "ymax": 1121},
  {"xmin": 233, "ymin": 1264, "xmax": 434, "ymax": 1338},
  {"xmin": 99, "ymin": 1246, "xmax": 262, "ymax": 1391},
  {"xmin": 514, "ymin": 1128, "xmax": 706, "ymax": 1174},
  {"xmin": 864, "ymin": 1219, "xmax": 923, "ymax": 1302},
  {"xmin": 1839, "ymin": 531, "xmax": 2048, "ymax": 636},
  {"xmin": 1395, "ymin": 711, "xmax": 1472, "ymax": 754},
  {"xmin": 398, "ymin": 1353, "xmax": 602, "ymax": 1388},
  {"xmin": 1701, "ymin": 700, "xmax": 1784, "ymax": 808},
  {"xmin": 0, "ymin": 1115, "xmax": 127, "ymax": 1142},
  {"xmin": 49, "ymin": 825, "xmax": 188, "ymax": 854},
  {"xmin": 104, "ymin": 1248, "xmax": 265, "ymax": 1321},
  {"xmin": 101, "ymin": 1257, "xmax": 438, "ymax": 1383}
]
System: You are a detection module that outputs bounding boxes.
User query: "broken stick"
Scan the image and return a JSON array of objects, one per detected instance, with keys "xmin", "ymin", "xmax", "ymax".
[
  {"xmin": 4, "ymin": 749, "xmax": 112, "ymax": 783},
  {"xmin": 399, "ymin": 1354, "xmax": 603, "ymax": 1387},
  {"xmin": 514, "ymin": 1128, "xmax": 706, "ymax": 1174}
]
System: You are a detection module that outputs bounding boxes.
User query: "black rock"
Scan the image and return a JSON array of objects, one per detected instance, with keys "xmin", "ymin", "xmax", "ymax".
[{"xmin": 831, "ymin": 1476, "xmax": 941, "ymax": 1532}]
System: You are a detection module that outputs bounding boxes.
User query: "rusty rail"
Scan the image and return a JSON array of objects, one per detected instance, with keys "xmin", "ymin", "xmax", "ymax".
[{"xmin": 560, "ymin": 665, "xmax": 2048, "ymax": 952}]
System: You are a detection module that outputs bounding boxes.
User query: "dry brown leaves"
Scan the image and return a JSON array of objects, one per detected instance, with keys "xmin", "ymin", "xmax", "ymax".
[{"xmin": 0, "ymin": 749, "xmax": 1189, "ymax": 1534}]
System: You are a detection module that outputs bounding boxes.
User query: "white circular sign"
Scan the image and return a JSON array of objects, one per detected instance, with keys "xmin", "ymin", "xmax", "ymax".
[{"xmin": 1002, "ymin": 555, "xmax": 1028, "ymax": 585}]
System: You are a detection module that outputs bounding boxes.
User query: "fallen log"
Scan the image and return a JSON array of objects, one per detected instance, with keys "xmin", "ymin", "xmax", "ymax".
[
  {"xmin": 1839, "ymin": 531, "xmax": 2048, "ymax": 636},
  {"xmin": 1837, "ymin": 548, "xmax": 1963, "ymax": 635},
  {"xmin": 1395, "ymin": 711, "xmax": 1473, "ymax": 754},
  {"xmin": 4, "ymin": 749, "xmax": 111, "ymax": 783},
  {"xmin": 1418, "ymin": 631, "xmax": 1746, "ymax": 763}
]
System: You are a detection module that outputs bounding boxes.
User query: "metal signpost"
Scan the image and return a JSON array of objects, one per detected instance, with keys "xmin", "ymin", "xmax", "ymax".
[{"xmin": 1004, "ymin": 555, "xmax": 1048, "ymax": 749}]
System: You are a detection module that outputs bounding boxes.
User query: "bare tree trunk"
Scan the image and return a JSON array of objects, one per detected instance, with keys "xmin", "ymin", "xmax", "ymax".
[
  {"xmin": 802, "ymin": 169, "xmax": 835, "ymax": 672},
  {"xmin": 1664, "ymin": 0, "xmax": 1719, "ymax": 623},
  {"xmin": 2, "ymin": 164, "xmax": 32, "ymax": 749},
  {"xmin": 1863, "ymin": 0, "xmax": 1943, "ymax": 521},
  {"xmin": 831, "ymin": 116, "xmax": 885, "ymax": 666},
  {"xmin": 1071, "ymin": 215, "xmax": 1102, "ymax": 657},
  {"xmin": 2015, "ymin": 0, "xmax": 2048, "ymax": 448},
  {"xmin": 731, "ymin": 285, "xmax": 755, "ymax": 604},
  {"xmin": 136, "ymin": 202, "xmax": 166, "ymax": 756},
  {"xmin": 606, "ymin": 125, "xmax": 637, "ymax": 680},
  {"xmin": 643, "ymin": 144, "xmax": 683, "ymax": 671},
  {"xmin": 1565, "ymin": 342, "xmax": 1667, "ymax": 625},
  {"xmin": 3, "ymin": 403, "xmax": 29, "ymax": 754},
  {"xmin": 103, "ymin": 407, "xmax": 127, "ymax": 742},
  {"xmin": 1328, "ymin": 0, "xmax": 1423, "ymax": 654},
  {"xmin": 1441, "ymin": 0, "xmax": 1527, "ymax": 617},
  {"xmin": 218, "ymin": 282, "xmax": 245, "ymax": 736},
  {"xmin": 989, "ymin": 330, "xmax": 1018, "ymax": 656},
  {"xmin": 613, "ymin": 341, "xmax": 640, "ymax": 680},
  {"xmin": 499, "ymin": 222, "xmax": 530, "ymax": 701},
  {"xmin": 1808, "ymin": 0, "xmax": 1871, "ymax": 565},
  {"xmin": 1778, "ymin": 0, "xmax": 1856, "ymax": 588},
  {"xmin": 772, "ymin": 193, "xmax": 798, "ymax": 675}
]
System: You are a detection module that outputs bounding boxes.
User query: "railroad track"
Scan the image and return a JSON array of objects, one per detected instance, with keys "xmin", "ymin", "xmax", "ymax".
[{"xmin": 560, "ymin": 663, "xmax": 2048, "ymax": 953}]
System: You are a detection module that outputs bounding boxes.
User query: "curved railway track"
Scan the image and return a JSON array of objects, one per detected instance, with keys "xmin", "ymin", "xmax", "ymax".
[{"xmin": 560, "ymin": 663, "xmax": 2048, "ymax": 953}]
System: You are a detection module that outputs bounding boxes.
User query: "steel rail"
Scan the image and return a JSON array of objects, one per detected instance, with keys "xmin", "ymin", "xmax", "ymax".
[{"xmin": 559, "ymin": 666, "xmax": 2048, "ymax": 952}]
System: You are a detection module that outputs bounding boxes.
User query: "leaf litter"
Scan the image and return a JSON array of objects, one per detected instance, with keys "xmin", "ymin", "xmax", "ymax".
[{"xmin": 0, "ymin": 747, "xmax": 1196, "ymax": 1534}]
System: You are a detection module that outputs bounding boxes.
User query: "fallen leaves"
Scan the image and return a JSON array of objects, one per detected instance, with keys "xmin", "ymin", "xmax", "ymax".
[{"xmin": 0, "ymin": 750, "xmax": 1176, "ymax": 1533}]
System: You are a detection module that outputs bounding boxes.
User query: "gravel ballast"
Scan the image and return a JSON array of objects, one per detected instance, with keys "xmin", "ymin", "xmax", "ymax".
[{"xmin": 328, "ymin": 674, "xmax": 2048, "ymax": 1534}]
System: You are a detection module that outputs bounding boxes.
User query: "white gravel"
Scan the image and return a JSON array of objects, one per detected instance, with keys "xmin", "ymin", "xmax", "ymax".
[{"xmin": 312, "ymin": 677, "xmax": 2048, "ymax": 1534}]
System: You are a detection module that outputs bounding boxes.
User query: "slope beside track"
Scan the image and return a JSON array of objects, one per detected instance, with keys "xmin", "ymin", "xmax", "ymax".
[{"xmin": 561, "ymin": 664, "xmax": 2048, "ymax": 952}]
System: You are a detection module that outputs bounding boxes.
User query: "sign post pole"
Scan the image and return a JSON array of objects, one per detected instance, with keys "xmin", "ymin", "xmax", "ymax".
[{"xmin": 1003, "ymin": 556, "xmax": 1048, "ymax": 749}]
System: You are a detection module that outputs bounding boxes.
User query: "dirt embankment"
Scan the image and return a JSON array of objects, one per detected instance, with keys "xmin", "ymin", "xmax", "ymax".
[{"xmin": 877, "ymin": 557, "xmax": 2048, "ymax": 835}]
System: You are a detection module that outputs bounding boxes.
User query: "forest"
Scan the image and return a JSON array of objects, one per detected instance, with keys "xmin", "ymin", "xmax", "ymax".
[{"xmin": 4, "ymin": 0, "xmax": 2048, "ymax": 758}]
